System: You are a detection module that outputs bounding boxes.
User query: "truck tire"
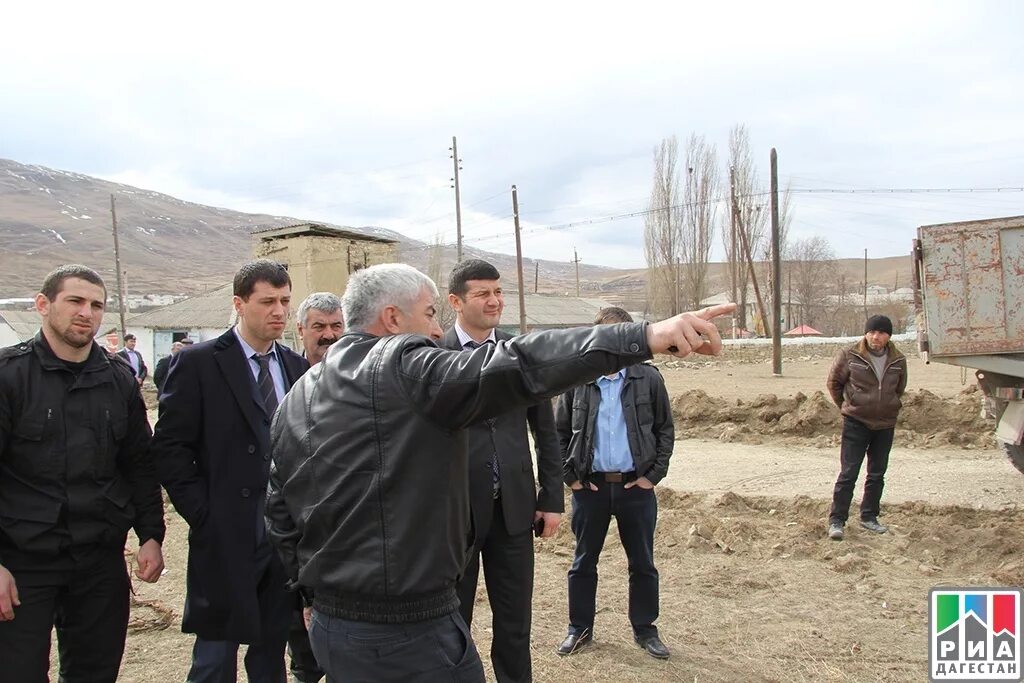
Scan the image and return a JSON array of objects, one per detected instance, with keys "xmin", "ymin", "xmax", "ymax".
[{"xmin": 1003, "ymin": 442, "xmax": 1024, "ymax": 475}]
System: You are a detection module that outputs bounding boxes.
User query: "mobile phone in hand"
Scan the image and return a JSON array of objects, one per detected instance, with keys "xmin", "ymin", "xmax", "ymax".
[{"xmin": 533, "ymin": 518, "xmax": 545, "ymax": 537}]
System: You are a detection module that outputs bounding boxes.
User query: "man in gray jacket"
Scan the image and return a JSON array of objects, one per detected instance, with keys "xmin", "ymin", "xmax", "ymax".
[
  {"xmin": 554, "ymin": 307, "xmax": 675, "ymax": 660},
  {"xmin": 267, "ymin": 264, "xmax": 733, "ymax": 682}
]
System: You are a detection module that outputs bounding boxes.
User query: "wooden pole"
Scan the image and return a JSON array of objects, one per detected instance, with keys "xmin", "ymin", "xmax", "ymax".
[
  {"xmin": 512, "ymin": 185, "xmax": 527, "ymax": 334},
  {"xmin": 451, "ymin": 136, "xmax": 463, "ymax": 262},
  {"xmin": 863, "ymin": 248, "xmax": 868, "ymax": 318},
  {"xmin": 573, "ymin": 248, "xmax": 581, "ymax": 298},
  {"xmin": 729, "ymin": 167, "xmax": 738, "ymax": 336},
  {"xmin": 736, "ymin": 210, "xmax": 771, "ymax": 338},
  {"xmin": 110, "ymin": 194, "xmax": 128, "ymax": 340},
  {"xmin": 770, "ymin": 148, "xmax": 782, "ymax": 375}
]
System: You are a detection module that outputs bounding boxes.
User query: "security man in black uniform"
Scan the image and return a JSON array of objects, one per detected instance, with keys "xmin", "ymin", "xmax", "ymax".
[{"xmin": 0, "ymin": 264, "xmax": 165, "ymax": 683}]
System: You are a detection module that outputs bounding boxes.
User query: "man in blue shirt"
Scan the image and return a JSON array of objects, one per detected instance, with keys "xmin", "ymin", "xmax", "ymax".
[{"xmin": 554, "ymin": 307, "xmax": 675, "ymax": 660}]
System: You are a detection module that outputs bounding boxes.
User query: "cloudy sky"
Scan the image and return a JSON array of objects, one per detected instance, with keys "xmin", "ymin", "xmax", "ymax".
[{"xmin": 3, "ymin": 1, "xmax": 1022, "ymax": 268}]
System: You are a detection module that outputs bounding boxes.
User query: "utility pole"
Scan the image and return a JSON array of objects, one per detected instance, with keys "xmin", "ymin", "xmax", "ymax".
[
  {"xmin": 863, "ymin": 248, "xmax": 868, "ymax": 318},
  {"xmin": 770, "ymin": 148, "xmax": 782, "ymax": 376},
  {"xmin": 512, "ymin": 185, "xmax": 527, "ymax": 334},
  {"xmin": 109, "ymin": 194, "xmax": 128, "ymax": 341},
  {"xmin": 572, "ymin": 248, "xmax": 581, "ymax": 298},
  {"xmin": 450, "ymin": 136, "xmax": 464, "ymax": 263},
  {"xmin": 728, "ymin": 167, "xmax": 738, "ymax": 337},
  {"xmin": 787, "ymin": 269, "xmax": 792, "ymax": 331},
  {"xmin": 671, "ymin": 259, "xmax": 679, "ymax": 317},
  {"xmin": 534, "ymin": 261, "xmax": 539, "ymax": 293}
]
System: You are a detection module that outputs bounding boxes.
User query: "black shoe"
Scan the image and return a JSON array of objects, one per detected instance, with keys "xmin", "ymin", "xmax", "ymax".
[
  {"xmin": 635, "ymin": 635, "xmax": 670, "ymax": 659},
  {"xmin": 556, "ymin": 630, "xmax": 593, "ymax": 656}
]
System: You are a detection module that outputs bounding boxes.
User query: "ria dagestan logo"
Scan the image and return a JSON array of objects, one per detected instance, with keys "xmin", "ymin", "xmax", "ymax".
[{"xmin": 930, "ymin": 588, "xmax": 1022, "ymax": 681}]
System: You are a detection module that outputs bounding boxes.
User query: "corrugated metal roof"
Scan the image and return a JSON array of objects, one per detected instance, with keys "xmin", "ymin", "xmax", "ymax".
[
  {"xmin": 500, "ymin": 293, "xmax": 608, "ymax": 328},
  {"xmin": 0, "ymin": 310, "xmax": 121, "ymax": 342},
  {"xmin": 127, "ymin": 284, "xmax": 236, "ymax": 329},
  {"xmin": 251, "ymin": 222, "xmax": 397, "ymax": 244}
]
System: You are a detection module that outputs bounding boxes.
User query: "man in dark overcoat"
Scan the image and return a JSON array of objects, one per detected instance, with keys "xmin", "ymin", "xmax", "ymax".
[{"xmin": 154, "ymin": 260, "xmax": 308, "ymax": 682}]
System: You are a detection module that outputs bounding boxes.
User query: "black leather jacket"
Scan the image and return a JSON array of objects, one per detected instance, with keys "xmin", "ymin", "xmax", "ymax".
[
  {"xmin": 0, "ymin": 333, "xmax": 164, "ymax": 565},
  {"xmin": 555, "ymin": 362, "xmax": 675, "ymax": 485},
  {"xmin": 267, "ymin": 323, "xmax": 650, "ymax": 623}
]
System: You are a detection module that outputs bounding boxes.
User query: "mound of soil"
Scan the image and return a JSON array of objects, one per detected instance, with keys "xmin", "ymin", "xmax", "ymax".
[
  {"xmin": 672, "ymin": 386, "xmax": 993, "ymax": 448},
  {"xmin": 551, "ymin": 488, "xmax": 1024, "ymax": 585}
]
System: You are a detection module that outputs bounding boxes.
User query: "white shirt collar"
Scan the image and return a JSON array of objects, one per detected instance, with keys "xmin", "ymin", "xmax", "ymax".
[
  {"xmin": 233, "ymin": 326, "xmax": 277, "ymax": 360},
  {"xmin": 454, "ymin": 320, "xmax": 496, "ymax": 348}
]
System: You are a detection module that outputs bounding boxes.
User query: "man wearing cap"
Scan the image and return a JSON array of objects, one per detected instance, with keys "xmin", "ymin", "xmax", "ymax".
[{"xmin": 825, "ymin": 314, "xmax": 907, "ymax": 540}]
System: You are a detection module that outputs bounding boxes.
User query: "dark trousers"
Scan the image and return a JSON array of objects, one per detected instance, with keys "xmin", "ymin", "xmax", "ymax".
[
  {"xmin": 0, "ymin": 547, "xmax": 130, "ymax": 683},
  {"xmin": 829, "ymin": 416, "xmax": 895, "ymax": 524},
  {"xmin": 308, "ymin": 610, "xmax": 485, "ymax": 683},
  {"xmin": 186, "ymin": 542, "xmax": 288, "ymax": 683},
  {"xmin": 567, "ymin": 479, "xmax": 659, "ymax": 640},
  {"xmin": 288, "ymin": 597, "xmax": 325, "ymax": 683},
  {"xmin": 456, "ymin": 500, "xmax": 534, "ymax": 683}
]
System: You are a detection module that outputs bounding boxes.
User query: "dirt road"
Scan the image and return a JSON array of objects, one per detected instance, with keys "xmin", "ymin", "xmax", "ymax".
[
  {"xmin": 100, "ymin": 438, "xmax": 1024, "ymax": 683},
  {"xmin": 666, "ymin": 438, "xmax": 1024, "ymax": 510}
]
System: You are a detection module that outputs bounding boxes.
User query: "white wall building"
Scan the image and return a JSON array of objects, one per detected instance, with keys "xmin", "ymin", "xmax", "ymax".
[{"xmin": 125, "ymin": 284, "xmax": 238, "ymax": 365}]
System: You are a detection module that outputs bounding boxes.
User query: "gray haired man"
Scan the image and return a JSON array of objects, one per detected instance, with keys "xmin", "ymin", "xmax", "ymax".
[
  {"xmin": 296, "ymin": 292, "xmax": 344, "ymax": 366},
  {"xmin": 286, "ymin": 292, "xmax": 344, "ymax": 683},
  {"xmin": 266, "ymin": 262, "xmax": 735, "ymax": 682}
]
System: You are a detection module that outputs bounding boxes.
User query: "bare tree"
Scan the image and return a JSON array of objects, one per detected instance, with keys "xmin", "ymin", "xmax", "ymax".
[
  {"xmin": 789, "ymin": 235, "xmax": 836, "ymax": 328},
  {"xmin": 643, "ymin": 136, "xmax": 683, "ymax": 317},
  {"xmin": 426, "ymin": 232, "xmax": 457, "ymax": 330},
  {"xmin": 680, "ymin": 134, "xmax": 718, "ymax": 310},
  {"xmin": 725, "ymin": 124, "xmax": 767, "ymax": 330}
]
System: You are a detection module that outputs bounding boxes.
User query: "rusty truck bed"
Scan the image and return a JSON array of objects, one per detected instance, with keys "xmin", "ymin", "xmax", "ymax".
[{"xmin": 914, "ymin": 215, "xmax": 1024, "ymax": 358}]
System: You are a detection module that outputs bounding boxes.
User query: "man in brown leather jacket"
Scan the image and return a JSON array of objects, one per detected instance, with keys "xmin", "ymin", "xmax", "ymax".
[{"xmin": 825, "ymin": 315, "xmax": 908, "ymax": 539}]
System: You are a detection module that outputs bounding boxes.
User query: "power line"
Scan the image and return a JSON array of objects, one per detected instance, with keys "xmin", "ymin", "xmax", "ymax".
[{"xmin": 790, "ymin": 186, "xmax": 1023, "ymax": 194}]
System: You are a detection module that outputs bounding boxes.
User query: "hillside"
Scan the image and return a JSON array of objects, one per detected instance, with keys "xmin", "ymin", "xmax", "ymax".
[
  {"xmin": 1, "ymin": 158, "xmax": 911, "ymax": 304},
  {"xmin": 0, "ymin": 158, "xmax": 617, "ymax": 297}
]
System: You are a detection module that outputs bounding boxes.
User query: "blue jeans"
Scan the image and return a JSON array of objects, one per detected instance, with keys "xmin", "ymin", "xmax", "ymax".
[{"xmin": 308, "ymin": 610, "xmax": 484, "ymax": 683}]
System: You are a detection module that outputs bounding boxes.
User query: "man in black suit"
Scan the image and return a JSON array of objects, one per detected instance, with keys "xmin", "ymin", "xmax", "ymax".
[
  {"xmin": 116, "ymin": 333, "xmax": 148, "ymax": 386},
  {"xmin": 153, "ymin": 260, "xmax": 309, "ymax": 683},
  {"xmin": 442, "ymin": 259, "xmax": 563, "ymax": 683}
]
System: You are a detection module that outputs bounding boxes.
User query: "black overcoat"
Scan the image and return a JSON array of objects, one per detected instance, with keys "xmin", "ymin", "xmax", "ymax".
[{"xmin": 153, "ymin": 328, "xmax": 307, "ymax": 642}]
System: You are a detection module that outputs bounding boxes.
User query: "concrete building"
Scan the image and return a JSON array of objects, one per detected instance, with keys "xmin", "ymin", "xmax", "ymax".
[{"xmin": 251, "ymin": 223, "xmax": 398, "ymax": 310}]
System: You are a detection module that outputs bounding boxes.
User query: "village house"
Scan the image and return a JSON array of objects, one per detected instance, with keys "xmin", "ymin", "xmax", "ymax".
[{"xmin": 124, "ymin": 284, "xmax": 237, "ymax": 365}]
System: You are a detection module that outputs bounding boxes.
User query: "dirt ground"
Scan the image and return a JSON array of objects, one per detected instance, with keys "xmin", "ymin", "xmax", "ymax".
[{"xmin": 58, "ymin": 356, "xmax": 1024, "ymax": 682}]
